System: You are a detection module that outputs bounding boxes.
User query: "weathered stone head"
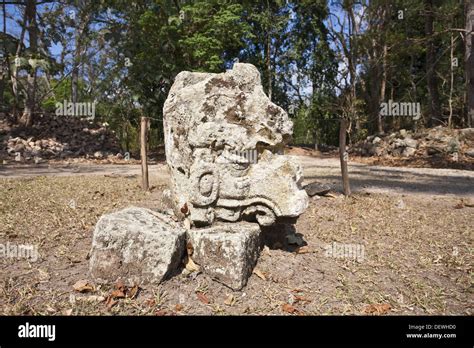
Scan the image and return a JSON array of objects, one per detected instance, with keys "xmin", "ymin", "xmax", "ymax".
[
  {"xmin": 163, "ymin": 63, "xmax": 308, "ymax": 227},
  {"xmin": 89, "ymin": 63, "xmax": 310, "ymax": 291}
]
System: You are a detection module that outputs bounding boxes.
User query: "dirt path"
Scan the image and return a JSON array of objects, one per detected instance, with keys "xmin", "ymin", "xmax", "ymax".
[
  {"xmin": 295, "ymin": 156, "xmax": 474, "ymax": 198},
  {"xmin": 2, "ymin": 156, "xmax": 473, "ymax": 198},
  {"xmin": 0, "ymin": 163, "xmax": 161, "ymax": 178}
]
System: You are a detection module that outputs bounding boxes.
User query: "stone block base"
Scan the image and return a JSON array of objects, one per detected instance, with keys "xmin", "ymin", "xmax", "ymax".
[
  {"xmin": 188, "ymin": 222, "xmax": 261, "ymax": 290},
  {"xmin": 89, "ymin": 207, "xmax": 186, "ymax": 285}
]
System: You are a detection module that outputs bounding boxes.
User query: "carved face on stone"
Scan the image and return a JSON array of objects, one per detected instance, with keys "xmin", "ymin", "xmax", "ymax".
[{"xmin": 163, "ymin": 63, "xmax": 308, "ymax": 227}]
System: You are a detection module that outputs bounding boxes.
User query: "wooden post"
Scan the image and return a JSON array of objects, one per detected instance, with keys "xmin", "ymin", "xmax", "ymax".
[
  {"xmin": 339, "ymin": 118, "xmax": 351, "ymax": 196},
  {"xmin": 140, "ymin": 116, "xmax": 149, "ymax": 191}
]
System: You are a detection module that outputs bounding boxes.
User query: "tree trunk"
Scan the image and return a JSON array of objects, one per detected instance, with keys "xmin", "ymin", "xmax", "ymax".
[
  {"xmin": 140, "ymin": 116, "xmax": 149, "ymax": 191},
  {"xmin": 466, "ymin": 0, "xmax": 474, "ymax": 127},
  {"xmin": 347, "ymin": 4, "xmax": 359, "ymax": 134},
  {"xmin": 448, "ymin": 34, "xmax": 454, "ymax": 128},
  {"xmin": 368, "ymin": 4, "xmax": 388, "ymax": 135},
  {"xmin": 378, "ymin": 42, "xmax": 387, "ymax": 134},
  {"xmin": 425, "ymin": 0, "xmax": 441, "ymax": 127},
  {"xmin": 19, "ymin": 0, "xmax": 38, "ymax": 127},
  {"xmin": 265, "ymin": 0, "xmax": 272, "ymax": 101},
  {"xmin": 0, "ymin": 77, "xmax": 3, "ymax": 108},
  {"xmin": 11, "ymin": 9, "xmax": 27, "ymax": 121},
  {"xmin": 1, "ymin": 1, "xmax": 5, "ymax": 110},
  {"xmin": 368, "ymin": 36, "xmax": 381, "ymax": 135},
  {"xmin": 124, "ymin": 121, "xmax": 130, "ymax": 153},
  {"xmin": 72, "ymin": 14, "xmax": 89, "ymax": 105}
]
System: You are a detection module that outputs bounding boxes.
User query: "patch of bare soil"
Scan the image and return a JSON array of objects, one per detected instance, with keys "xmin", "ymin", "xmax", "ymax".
[
  {"xmin": 350, "ymin": 154, "xmax": 474, "ymax": 171},
  {"xmin": 0, "ymin": 174, "xmax": 471, "ymax": 315}
]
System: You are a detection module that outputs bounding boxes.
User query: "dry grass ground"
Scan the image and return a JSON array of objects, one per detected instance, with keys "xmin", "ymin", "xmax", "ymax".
[{"xmin": 0, "ymin": 167, "xmax": 472, "ymax": 316}]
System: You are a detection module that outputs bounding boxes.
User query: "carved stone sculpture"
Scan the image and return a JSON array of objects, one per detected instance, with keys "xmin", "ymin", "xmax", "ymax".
[
  {"xmin": 163, "ymin": 63, "xmax": 308, "ymax": 228},
  {"xmin": 90, "ymin": 63, "xmax": 309, "ymax": 290}
]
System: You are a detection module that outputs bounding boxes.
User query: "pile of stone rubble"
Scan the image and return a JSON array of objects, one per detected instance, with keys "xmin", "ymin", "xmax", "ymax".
[
  {"xmin": 351, "ymin": 126, "xmax": 474, "ymax": 159},
  {"xmin": 2, "ymin": 114, "xmax": 121, "ymax": 161},
  {"xmin": 7, "ymin": 136, "xmax": 65, "ymax": 159}
]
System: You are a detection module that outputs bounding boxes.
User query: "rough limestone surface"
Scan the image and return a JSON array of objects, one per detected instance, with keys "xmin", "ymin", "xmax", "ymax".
[
  {"xmin": 188, "ymin": 222, "xmax": 261, "ymax": 290},
  {"xmin": 160, "ymin": 63, "xmax": 309, "ymax": 289},
  {"xmin": 163, "ymin": 63, "xmax": 309, "ymax": 227},
  {"xmin": 89, "ymin": 207, "xmax": 186, "ymax": 285}
]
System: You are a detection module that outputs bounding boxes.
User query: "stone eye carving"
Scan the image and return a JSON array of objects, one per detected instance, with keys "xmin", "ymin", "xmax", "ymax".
[{"xmin": 190, "ymin": 163, "xmax": 219, "ymax": 207}]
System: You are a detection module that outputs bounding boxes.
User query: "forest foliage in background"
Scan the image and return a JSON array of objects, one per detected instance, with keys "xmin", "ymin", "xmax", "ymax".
[{"xmin": 0, "ymin": 0, "xmax": 472, "ymax": 152}]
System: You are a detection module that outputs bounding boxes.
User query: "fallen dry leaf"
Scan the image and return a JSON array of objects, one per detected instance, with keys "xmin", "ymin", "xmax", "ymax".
[
  {"xmin": 82, "ymin": 295, "xmax": 105, "ymax": 303},
  {"xmin": 296, "ymin": 246, "xmax": 312, "ymax": 254},
  {"xmin": 196, "ymin": 292, "xmax": 210, "ymax": 304},
  {"xmin": 291, "ymin": 289, "xmax": 305, "ymax": 294},
  {"xmin": 105, "ymin": 296, "xmax": 118, "ymax": 309},
  {"xmin": 127, "ymin": 285, "xmax": 140, "ymax": 299},
  {"xmin": 184, "ymin": 256, "xmax": 200, "ymax": 272},
  {"xmin": 282, "ymin": 303, "xmax": 298, "ymax": 314},
  {"xmin": 145, "ymin": 298, "xmax": 156, "ymax": 307},
  {"xmin": 224, "ymin": 294, "xmax": 236, "ymax": 306},
  {"xmin": 181, "ymin": 203, "xmax": 189, "ymax": 215},
  {"xmin": 110, "ymin": 289, "xmax": 126, "ymax": 299},
  {"xmin": 114, "ymin": 280, "xmax": 126, "ymax": 292},
  {"xmin": 363, "ymin": 303, "xmax": 392, "ymax": 315},
  {"xmin": 294, "ymin": 295, "xmax": 311, "ymax": 304},
  {"xmin": 253, "ymin": 269, "xmax": 266, "ymax": 281},
  {"xmin": 72, "ymin": 279, "xmax": 94, "ymax": 293}
]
